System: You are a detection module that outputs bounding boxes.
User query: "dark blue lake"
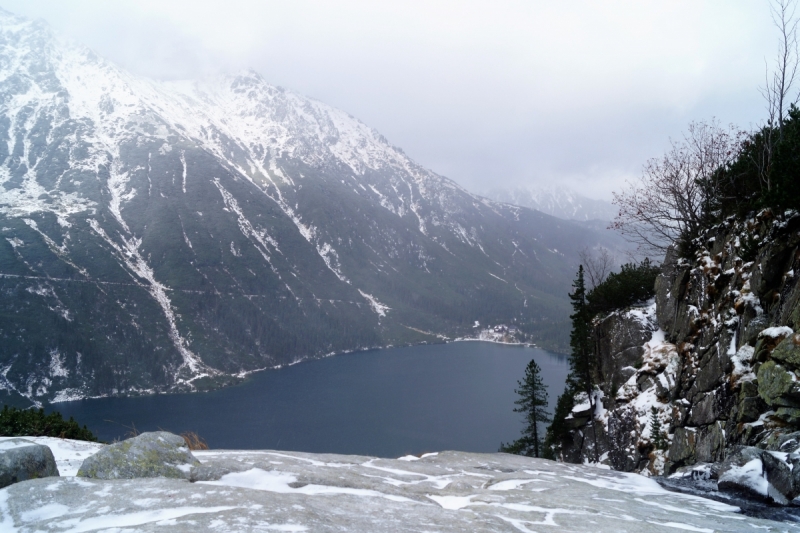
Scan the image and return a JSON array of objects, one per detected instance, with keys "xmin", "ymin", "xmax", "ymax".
[{"xmin": 51, "ymin": 342, "xmax": 568, "ymax": 458}]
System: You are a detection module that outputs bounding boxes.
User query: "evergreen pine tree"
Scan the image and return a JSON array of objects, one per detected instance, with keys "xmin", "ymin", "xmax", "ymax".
[
  {"xmin": 569, "ymin": 266, "xmax": 593, "ymax": 393},
  {"xmin": 568, "ymin": 265, "xmax": 599, "ymax": 461},
  {"xmin": 542, "ymin": 384, "xmax": 575, "ymax": 460},
  {"xmin": 500, "ymin": 358, "xmax": 552, "ymax": 457},
  {"xmin": 650, "ymin": 407, "xmax": 666, "ymax": 451}
]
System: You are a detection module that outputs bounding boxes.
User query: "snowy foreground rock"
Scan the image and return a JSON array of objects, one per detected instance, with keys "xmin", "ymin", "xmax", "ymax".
[
  {"xmin": 0, "ymin": 437, "xmax": 796, "ymax": 532},
  {"xmin": 0, "ymin": 439, "xmax": 58, "ymax": 489}
]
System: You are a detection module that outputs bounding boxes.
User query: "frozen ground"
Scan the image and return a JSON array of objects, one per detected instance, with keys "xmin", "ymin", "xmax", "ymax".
[{"xmin": 0, "ymin": 437, "xmax": 796, "ymax": 532}]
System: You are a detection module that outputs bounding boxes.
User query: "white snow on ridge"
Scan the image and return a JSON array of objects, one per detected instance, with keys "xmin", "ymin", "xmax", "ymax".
[
  {"xmin": 0, "ymin": 8, "xmax": 515, "ymax": 271},
  {"xmin": 213, "ymin": 179, "xmax": 279, "ymax": 270},
  {"xmin": 358, "ymin": 289, "xmax": 390, "ymax": 317},
  {"xmin": 484, "ymin": 186, "xmax": 618, "ymax": 222}
]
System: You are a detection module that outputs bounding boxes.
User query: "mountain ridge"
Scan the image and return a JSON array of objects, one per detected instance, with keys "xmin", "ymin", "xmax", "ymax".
[
  {"xmin": 485, "ymin": 186, "xmax": 618, "ymax": 222},
  {"xmin": 0, "ymin": 8, "xmax": 618, "ymax": 406}
]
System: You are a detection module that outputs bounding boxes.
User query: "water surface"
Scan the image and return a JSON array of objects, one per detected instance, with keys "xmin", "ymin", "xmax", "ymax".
[{"xmin": 53, "ymin": 342, "xmax": 568, "ymax": 457}]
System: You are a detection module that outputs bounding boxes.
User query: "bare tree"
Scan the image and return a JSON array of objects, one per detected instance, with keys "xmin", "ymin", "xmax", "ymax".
[
  {"xmin": 610, "ymin": 121, "xmax": 741, "ymax": 255},
  {"xmin": 579, "ymin": 247, "xmax": 614, "ymax": 290},
  {"xmin": 757, "ymin": 0, "xmax": 800, "ymax": 192},
  {"xmin": 764, "ymin": 0, "xmax": 800, "ymax": 131}
]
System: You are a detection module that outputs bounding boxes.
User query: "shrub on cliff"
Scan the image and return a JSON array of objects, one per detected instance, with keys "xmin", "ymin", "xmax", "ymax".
[
  {"xmin": 586, "ymin": 259, "xmax": 660, "ymax": 316},
  {"xmin": 0, "ymin": 406, "xmax": 98, "ymax": 442},
  {"xmin": 713, "ymin": 106, "xmax": 800, "ymax": 219}
]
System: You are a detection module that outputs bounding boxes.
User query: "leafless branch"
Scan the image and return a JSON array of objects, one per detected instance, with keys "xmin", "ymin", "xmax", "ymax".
[
  {"xmin": 611, "ymin": 120, "xmax": 742, "ymax": 255},
  {"xmin": 758, "ymin": 0, "xmax": 800, "ymax": 191},
  {"xmin": 579, "ymin": 247, "xmax": 614, "ymax": 290}
]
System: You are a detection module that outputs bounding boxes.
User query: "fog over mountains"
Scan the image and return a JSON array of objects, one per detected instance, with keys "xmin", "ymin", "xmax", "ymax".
[
  {"xmin": 0, "ymin": 9, "xmax": 621, "ymax": 406},
  {"xmin": 484, "ymin": 187, "xmax": 618, "ymax": 222}
]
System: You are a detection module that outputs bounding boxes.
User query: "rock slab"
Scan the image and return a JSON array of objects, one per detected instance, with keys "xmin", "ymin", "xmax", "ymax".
[
  {"xmin": 0, "ymin": 438, "xmax": 58, "ymax": 488},
  {"xmin": 2, "ymin": 443, "xmax": 796, "ymax": 532}
]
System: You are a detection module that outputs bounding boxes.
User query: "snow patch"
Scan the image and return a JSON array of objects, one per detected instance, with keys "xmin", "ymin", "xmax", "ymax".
[
  {"xmin": 357, "ymin": 290, "xmax": 390, "ymax": 318},
  {"xmin": 758, "ymin": 326, "xmax": 794, "ymax": 339}
]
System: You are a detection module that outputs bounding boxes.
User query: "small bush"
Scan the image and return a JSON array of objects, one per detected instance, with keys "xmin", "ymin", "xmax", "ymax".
[
  {"xmin": 739, "ymin": 233, "xmax": 760, "ymax": 263},
  {"xmin": 587, "ymin": 259, "xmax": 660, "ymax": 316},
  {"xmin": 0, "ymin": 405, "xmax": 98, "ymax": 442},
  {"xmin": 181, "ymin": 431, "xmax": 209, "ymax": 450}
]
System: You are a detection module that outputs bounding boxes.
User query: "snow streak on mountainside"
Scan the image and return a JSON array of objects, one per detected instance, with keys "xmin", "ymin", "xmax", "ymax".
[{"xmin": 0, "ymin": 9, "xmax": 612, "ymax": 406}]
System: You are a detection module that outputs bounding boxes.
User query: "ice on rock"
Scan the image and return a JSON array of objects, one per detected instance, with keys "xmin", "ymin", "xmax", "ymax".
[
  {"xmin": 719, "ymin": 458, "xmax": 769, "ymax": 498},
  {"xmin": 759, "ymin": 326, "xmax": 794, "ymax": 339},
  {"xmin": 0, "ymin": 437, "xmax": 791, "ymax": 532}
]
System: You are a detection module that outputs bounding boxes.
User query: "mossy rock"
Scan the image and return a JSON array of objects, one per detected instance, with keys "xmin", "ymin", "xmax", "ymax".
[
  {"xmin": 77, "ymin": 431, "xmax": 199, "ymax": 480},
  {"xmin": 738, "ymin": 381, "xmax": 766, "ymax": 423},
  {"xmin": 771, "ymin": 334, "xmax": 800, "ymax": 369},
  {"xmin": 791, "ymin": 304, "xmax": 800, "ymax": 332},
  {"xmin": 758, "ymin": 361, "xmax": 800, "ymax": 408},
  {"xmin": 776, "ymin": 407, "xmax": 800, "ymax": 425}
]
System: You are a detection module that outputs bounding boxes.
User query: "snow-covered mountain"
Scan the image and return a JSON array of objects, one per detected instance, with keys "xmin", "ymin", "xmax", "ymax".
[
  {"xmin": 485, "ymin": 186, "xmax": 618, "ymax": 222},
  {"xmin": 0, "ymin": 9, "xmax": 613, "ymax": 405}
]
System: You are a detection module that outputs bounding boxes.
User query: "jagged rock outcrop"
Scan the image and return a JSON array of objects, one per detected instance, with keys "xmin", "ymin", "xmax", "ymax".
[{"xmin": 558, "ymin": 210, "xmax": 800, "ymax": 504}]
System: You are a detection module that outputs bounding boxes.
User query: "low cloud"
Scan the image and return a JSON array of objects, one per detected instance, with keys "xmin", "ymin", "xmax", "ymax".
[{"xmin": 3, "ymin": 0, "xmax": 776, "ymax": 199}]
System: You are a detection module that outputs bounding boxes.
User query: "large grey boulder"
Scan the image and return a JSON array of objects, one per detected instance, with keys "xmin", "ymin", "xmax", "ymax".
[
  {"xmin": 0, "ymin": 438, "xmax": 58, "ymax": 488},
  {"xmin": 718, "ymin": 446, "xmax": 769, "ymax": 502},
  {"xmin": 687, "ymin": 391, "xmax": 718, "ymax": 426},
  {"xmin": 78, "ymin": 431, "xmax": 199, "ymax": 480},
  {"xmin": 717, "ymin": 446, "xmax": 800, "ymax": 505}
]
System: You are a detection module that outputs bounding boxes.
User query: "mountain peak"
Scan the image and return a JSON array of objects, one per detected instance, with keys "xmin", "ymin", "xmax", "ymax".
[{"xmin": 229, "ymin": 68, "xmax": 268, "ymax": 89}]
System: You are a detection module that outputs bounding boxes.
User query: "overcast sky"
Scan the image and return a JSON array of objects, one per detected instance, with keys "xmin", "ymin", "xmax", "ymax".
[{"xmin": 0, "ymin": 0, "xmax": 781, "ymax": 199}]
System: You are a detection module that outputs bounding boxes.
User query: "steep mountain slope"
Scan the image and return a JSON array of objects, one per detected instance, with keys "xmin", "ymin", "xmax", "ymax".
[{"xmin": 0, "ymin": 9, "xmax": 607, "ymax": 406}]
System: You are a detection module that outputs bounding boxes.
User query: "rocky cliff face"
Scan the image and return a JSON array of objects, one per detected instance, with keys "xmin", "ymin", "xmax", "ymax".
[{"xmin": 559, "ymin": 210, "xmax": 800, "ymax": 498}]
